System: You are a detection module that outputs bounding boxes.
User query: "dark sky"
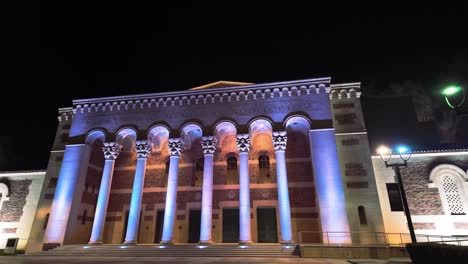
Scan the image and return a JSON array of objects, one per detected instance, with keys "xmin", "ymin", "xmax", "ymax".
[{"xmin": 3, "ymin": 2, "xmax": 468, "ymax": 170}]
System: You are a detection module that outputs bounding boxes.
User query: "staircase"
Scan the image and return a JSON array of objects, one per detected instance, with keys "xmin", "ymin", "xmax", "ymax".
[{"xmin": 26, "ymin": 244, "xmax": 300, "ymax": 258}]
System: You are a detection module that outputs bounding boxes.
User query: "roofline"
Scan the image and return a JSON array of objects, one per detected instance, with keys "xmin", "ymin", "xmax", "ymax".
[
  {"xmin": 0, "ymin": 169, "xmax": 46, "ymax": 175},
  {"xmin": 72, "ymin": 77, "xmax": 332, "ymax": 105}
]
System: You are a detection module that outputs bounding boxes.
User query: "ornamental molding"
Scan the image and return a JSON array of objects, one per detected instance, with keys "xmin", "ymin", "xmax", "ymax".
[
  {"xmin": 168, "ymin": 138, "xmax": 183, "ymax": 156},
  {"xmin": 272, "ymin": 131, "xmax": 287, "ymax": 151},
  {"xmin": 135, "ymin": 140, "xmax": 152, "ymax": 159},
  {"xmin": 102, "ymin": 142, "xmax": 122, "ymax": 160},
  {"xmin": 70, "ymin": 78, "xmax": 361, "ymax": 113},
  {"xmin": 57, "ymin": 107, "xmax": 74, "ymax": 122},
  {"xmin": 236, "ymin": 134, "xmax": 251, "ymax": 153},
  {"xmin": 201, "ymin": 136, "xmax": 217, "ymax": 155}
]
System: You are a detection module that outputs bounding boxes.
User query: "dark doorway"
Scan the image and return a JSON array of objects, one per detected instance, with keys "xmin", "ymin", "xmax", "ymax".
[
  {"xmin": 222, "ymin": 208, "xmax": 239, "ymax": 243},
  {"xmin": 154, "ymin": 210, "xmax": 165, "ymax": 243},
  {"xmin": 188, "ymin": 209, "xmax": 201, "ymax": 243},
  {"xmin": 257, "ymin": 208, "xmax": 278, "ymax": 243}
]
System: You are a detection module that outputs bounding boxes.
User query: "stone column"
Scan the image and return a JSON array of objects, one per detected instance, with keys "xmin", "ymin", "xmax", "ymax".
[
  {"xmin": 309, "ymin": 129, "xmax": 350, "ymax": 244},
  {"xmin": 161, "ymin": 138, "xmax": 183, "ymax": 244},
  {"xmin": 44, "ymin": 144, "xmax": 91, "ymax": 246},
  {"xmin": 124, "ymin": 141, "xmax": 151, "ymax": 244},
  {"xmin": 89, "ymin": 142, "xmax": 122, "ymax": 244},
  {"xmin": 199, "ymin": 136, "xmax": 216, "ymax": 244},
  {"xmin": 272, "ymin": 131, "xmax": 293, "ymax": 243},
  {"xmin": 236, "ymin": 134, "xmax": 252, "ymax": 244}
]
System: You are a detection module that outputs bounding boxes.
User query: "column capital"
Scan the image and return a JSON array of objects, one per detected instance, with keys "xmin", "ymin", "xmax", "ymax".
[
  {"xmin": 201, "ymin": 136, "xmax": 217, "ymax": 155},
  {"xmin": 168, "ymin": 138, "xmax": 183, "ymax": 156},
  {"xmin": 135, "ymin": 140, "xmax": 152, "ymax": 159},
  {"xmin": 102, "ymin": 142, "xmax": 122, "ymax": 160},
  {"xmin": 273, "ymin": 131, "xmax": 287, "ymax": 152},
  {"xmin": 236, "ymin": 134, "xmax": 251, "ymax": 153}
]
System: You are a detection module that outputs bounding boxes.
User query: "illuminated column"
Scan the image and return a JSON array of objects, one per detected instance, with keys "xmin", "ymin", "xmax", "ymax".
[
  {"xmin": 161, "ymin": 138, "xmax": 183, "ymax": 244},
  {"xmin": 45, "ymin": 144, "xmax": 91, "ymax": 245},
  {"xmin": 236, "ymin": 134, "xmax": 252, "ymax": 244},
  {"xmin": 273, "ymin": 131, "xmax": 293, "ymax": 243},
  {"xmin": 124, "ymin": 141, "xmax": 151, "ymax": 244},
  {"xmin": 199, "ymin": 136, "xmax": 216, "ymax": 244},
  {"xmin": 89, "ymin": 142, "xmax": 122, "ymax": 244},
  {"xmin": 309, "ymin": 129, "xmax": 350, "ymax": 243}
]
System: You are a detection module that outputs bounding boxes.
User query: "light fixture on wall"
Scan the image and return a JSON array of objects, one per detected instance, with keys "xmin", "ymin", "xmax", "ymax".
[{"xmin": 377, "ymin": 144, "xmax": 417, "ymax": 243}]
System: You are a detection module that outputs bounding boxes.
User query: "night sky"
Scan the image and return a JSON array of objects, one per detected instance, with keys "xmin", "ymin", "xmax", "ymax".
[{"xmin": 3, "ymin": 2, "xmax": 467, "ymax": 170}]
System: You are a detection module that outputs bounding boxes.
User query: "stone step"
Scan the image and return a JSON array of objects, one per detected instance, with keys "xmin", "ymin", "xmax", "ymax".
[{"xmin": 27, "ymin": 244, "xmax": 300, "ymax": 258}]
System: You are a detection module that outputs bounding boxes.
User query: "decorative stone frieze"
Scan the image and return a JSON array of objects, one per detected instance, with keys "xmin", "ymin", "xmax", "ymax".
[
  {"xmin": 168, "ymin": 138, "xmax": 183, "ymax": 156},
  {"xmin": 201, "ymin": 136, "xmax": 217, "ymax": 155},
  {"xmin": 71, "ymin": 78, "xmax": 360, "ymax": 113},
  {"xmin": 236, "ymin": 134, "xmax": 251, "ymax": 153},
  {"xmin": 102, "ymin": 142, "xmax": 122, "ymax": 160},
  {"xmin": 57, "ymin": 107, "xmax": 74, "ymax": 122},
  {"xmin": 135, "ymin": 141, "xmax": 151, "ymax": 159},
  {"xmin": 272, "ymin": 131, "xmax": 287, "ymax": 152}
]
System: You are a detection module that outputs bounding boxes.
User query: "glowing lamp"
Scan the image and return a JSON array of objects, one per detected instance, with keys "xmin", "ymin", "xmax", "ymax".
[
  {"xmin": 442, "ymin": 85, "xmax": 465, "ymax": 109},
  {"xmin": 442, "ymin": 85, "xmax": 462, "ymax": 96},
  {"xmin": 377, "ymin": 145, "xmax": 392, "ymax": 162}
]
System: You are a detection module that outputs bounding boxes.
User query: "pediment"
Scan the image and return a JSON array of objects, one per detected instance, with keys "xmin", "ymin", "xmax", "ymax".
[{"xmin": 190, "ymin": 81, "xmax": 253, "ymax": 90}]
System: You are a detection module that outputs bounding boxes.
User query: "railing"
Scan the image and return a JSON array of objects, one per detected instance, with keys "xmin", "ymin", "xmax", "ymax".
[{"xmin": 297, "ymin": 231, "xmax": 468, "ymax": 247}]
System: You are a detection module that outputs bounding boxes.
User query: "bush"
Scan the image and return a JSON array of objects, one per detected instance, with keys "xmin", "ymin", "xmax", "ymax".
[{"xmin": 406, "ymin": 242, "xmax": 468, "ymax": 264}]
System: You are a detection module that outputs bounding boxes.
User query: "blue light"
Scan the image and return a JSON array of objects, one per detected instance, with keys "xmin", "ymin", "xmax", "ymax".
[
  {"xmin": 197, "ymin": 245, "xmax": 207, "ymax": 249},
  {"xmin": 239, "ymin": 245, "xmax": 248, "ymax": 248},
  {"xmin": 396, "ymin": 145, "xmax": 410, "ymax": 154},
  {"xmin": 156, "ymin": 245, "xmax": 166, "ymax": 249},
  {"xmin": 119, "ymin": 245, "xmax": 128, "ymax": 249}
]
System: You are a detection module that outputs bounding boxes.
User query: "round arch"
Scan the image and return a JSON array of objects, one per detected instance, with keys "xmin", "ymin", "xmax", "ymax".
[{"xmin": 85, "ymin": 129, "xmax": 106, "ymax": 145}]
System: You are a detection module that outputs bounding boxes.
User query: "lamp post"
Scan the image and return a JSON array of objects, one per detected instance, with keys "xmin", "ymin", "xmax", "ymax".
[{"xmin": 377, "ymin": 145, "xmax": 417, "ymax": 243}]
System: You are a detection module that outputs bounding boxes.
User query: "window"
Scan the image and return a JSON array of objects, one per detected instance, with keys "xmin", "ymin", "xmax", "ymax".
[
  {"xmin": 227, "ymin": 157, "xmax": 237, "ymax": 170},
  {"xmin": 226, "ymin": 156, "xmax": 238, "ymax": 184},
  {"xmin": 442, "ymin": 176, "xmax": 466, "ymax": 215},
  {"xmin": 43, "ymin": 213, "xmax": 50, "ymax": 230},
  {"xmin": 429, "ymin": 164, "xmax": 468, "ymax": 216},
  {"xmin": 358, "ymin": 206, "xmax": 367, "ymax": 225},
  {"xmin": 386, "ymin": 183, "xmax": 403, "ymax": 211},
  {"xmin": 82, "ymin": 209, "xmax": 87, "ymax": 225},
  {"xmin": 259, "ymin": 155, "xmax": 270, "ymax": 169},
  {"xmin": 258, "ymin": 154, "xmax": 271, "ymax": 183}
]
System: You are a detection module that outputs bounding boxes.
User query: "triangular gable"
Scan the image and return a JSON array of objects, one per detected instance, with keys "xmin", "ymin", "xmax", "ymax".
[{"xmin": 190, "ymin": 81, "xmax": 253, "ymax": 90}]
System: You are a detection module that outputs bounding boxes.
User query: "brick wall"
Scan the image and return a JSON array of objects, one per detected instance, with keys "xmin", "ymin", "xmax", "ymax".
[{"xmin": 0, "ymin": 179, "xmax": 32, "ymax": 222}]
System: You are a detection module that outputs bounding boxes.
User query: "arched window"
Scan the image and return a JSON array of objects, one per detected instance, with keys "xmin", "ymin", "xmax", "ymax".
[
  {"xmin": 442, "ymin": 176, "xmax": 466, "ymax": 215},
  {"xmin": 358, "ymin": 206, "xmax": 367, "ymax": 225},
  {"xmin": 429, "ymin": 164, "xmax": 468, "ymax": 216},
  {"xmin": 258, "ymin": 154, "xmax": 271, "ymax": 183},
  {"xmin": 226, "ymin": 156, "xmax": 238, "ymax": 184},
  {"xmin": 82, "ymin": 209, "xmax": 87, "ymax": 225}
]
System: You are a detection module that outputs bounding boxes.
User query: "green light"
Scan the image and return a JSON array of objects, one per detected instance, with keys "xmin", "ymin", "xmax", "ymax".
[{"xmin": 442, "ymin": 85, "xmax": 462, "ymax": 96}]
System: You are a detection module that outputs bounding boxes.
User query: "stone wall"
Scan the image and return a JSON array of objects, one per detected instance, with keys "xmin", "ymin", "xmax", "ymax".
[{"xmin": 0, "ymin": 171, "xmax": 45, "ymax": 250}]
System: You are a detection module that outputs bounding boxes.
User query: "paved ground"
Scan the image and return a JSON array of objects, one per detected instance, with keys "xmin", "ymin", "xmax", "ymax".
[{"xmin": 0, "ymin": 256, "xmax": 412, "ymax": 264}]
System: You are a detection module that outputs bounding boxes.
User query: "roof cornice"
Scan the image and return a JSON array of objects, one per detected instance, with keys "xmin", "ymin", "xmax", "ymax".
[{"xmin": 70, "ymin": 78, "xmax": 361, "ymax": 114}]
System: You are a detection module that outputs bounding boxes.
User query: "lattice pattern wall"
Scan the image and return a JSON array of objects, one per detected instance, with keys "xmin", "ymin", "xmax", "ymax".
[{"xmin": 442, "ymin": 176, "xmax": 466, "ymax": 215}]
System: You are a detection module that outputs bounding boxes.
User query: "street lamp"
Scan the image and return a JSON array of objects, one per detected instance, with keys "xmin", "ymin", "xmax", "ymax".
[
  {"xmin": 377, "ymin": 144, "xmax": 417, "ymax": 243},
  {"xmin": 442, "ymin": 85, "xmax": 465, "ymax": 109}
]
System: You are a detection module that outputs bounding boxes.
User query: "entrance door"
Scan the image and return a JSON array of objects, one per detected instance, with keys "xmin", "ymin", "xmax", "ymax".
[
  {"xmin": 188, "ymin": 209, "xmax": 201, "ymax": 243},
  {"xmin": 257, "ymin": 208, "xmax": 278, "ymax": 243},
  {"xmin": 222, "ymin": 208, "xmax": 239, "ymax": 243},
  {"xmin": 154, "ymin": 210, "xmax": 164, "ymax": 243}
]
